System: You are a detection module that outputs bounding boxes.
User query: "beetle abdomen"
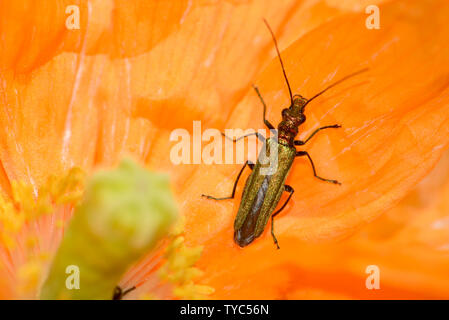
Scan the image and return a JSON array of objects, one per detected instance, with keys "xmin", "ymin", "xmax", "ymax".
[
  {"xmin": 234, "ymin": 139, "xmax": 296, "ymax": 247},
  {"xmin": 234, "ymin": 175, "xmax": 271, "ymax": 246}
]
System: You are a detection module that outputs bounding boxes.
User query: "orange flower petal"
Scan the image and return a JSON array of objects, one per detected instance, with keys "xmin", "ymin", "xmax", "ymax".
[
  {"xmin": 0, "ymin": 0, "xmax": 353, "ymax": 191},
  {"xmin": 183, "ymin": 0, "xmax": 449, "ymax": 247},
  {"xmin": 184, "ymin": 0, "xmax": 449, "ymax": 298},
  {"xmin": 204, "ymin": 151, "xmax": 449, "ymax": 299}
]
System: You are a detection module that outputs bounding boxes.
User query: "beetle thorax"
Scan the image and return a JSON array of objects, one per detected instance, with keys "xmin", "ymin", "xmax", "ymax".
[{"xmin": 277, "ymin": 95, "xmax": 307, "ymax": 146}]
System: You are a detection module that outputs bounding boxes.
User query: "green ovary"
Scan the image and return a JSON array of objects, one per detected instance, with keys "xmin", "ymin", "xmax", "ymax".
[{"xmin": 40, "ymin": 159, "xmax": 178, "ymax": 300}]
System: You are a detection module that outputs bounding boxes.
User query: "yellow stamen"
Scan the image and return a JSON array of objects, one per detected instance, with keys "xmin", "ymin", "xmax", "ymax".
[
  {"xmin": 0, "ymin": 168, "xmax": 85, "ymax": 251},
  {"xmin": 0, "ymin": 168, "xmax": 85, "ymax": 297},
  {"xmin": 1, "ymin": 160, "xmax": 213, "ymax": 300},
  {"xmin": 157, "ymin": 218, "xmax": 215, "ymax": 299}
]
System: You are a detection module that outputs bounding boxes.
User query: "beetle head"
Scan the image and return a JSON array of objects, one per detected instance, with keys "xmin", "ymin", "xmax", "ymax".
[{"xmin": 281, "ymin": 94, "xmax": 307, "ymax": 126}]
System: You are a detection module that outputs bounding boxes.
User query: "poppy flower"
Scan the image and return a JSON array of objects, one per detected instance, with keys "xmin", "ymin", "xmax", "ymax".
[{"xmin": 1, "ymin": 0, "xmax": 449, "ymax": 299}]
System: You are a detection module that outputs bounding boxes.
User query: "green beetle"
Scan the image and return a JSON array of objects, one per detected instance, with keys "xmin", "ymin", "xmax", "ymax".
[{"xmin": 202, "ymin": 20, "xmax": 367, "ymax": 248}]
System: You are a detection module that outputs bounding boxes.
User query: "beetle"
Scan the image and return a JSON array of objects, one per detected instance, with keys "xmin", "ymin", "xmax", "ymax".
[{"xmin": 202, "ymin": 19, "xmax": 368, "ymax": 249}]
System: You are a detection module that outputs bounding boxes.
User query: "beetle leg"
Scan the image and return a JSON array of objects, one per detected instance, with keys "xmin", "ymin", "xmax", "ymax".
[
  {"xmin": 270, "ymin": 185, "xmax": 294, "ymax": 249},
  {"xmin": 296, "ymin": 151, "xmax": 341, "ymax": 185},
  {"xmin": 201, "ymin": 160, "xmax": 254, "ymax": 200},
  {"xmin": 113, "ymin": 285, "xmax": 136, "ymax": 300},
  {"xmin": 221, "ymin": 131, "xmax": 265, "ymax": 144},
  {"xmin": 294, "ymin": 124, "xmax": 341, "ymax": 146},
  {"xmin": 252, "ymin": 84, "xmax": 275, "ymax": 130}
]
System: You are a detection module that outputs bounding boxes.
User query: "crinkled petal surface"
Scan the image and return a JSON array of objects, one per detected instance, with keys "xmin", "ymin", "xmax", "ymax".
[{"xmin": 184, "ymin": 0, "xmax": 449, "ymax": 298}]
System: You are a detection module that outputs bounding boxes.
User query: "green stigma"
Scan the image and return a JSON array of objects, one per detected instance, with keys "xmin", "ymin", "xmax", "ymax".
[{"xmin": 40, "ymin": 159, "xmax": 178, "ymax": 299}]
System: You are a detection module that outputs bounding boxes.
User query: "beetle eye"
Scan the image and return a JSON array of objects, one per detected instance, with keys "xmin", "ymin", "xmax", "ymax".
[{"xmin": 282, "ymin": 109, "xmax": 288, "ymax": 117}]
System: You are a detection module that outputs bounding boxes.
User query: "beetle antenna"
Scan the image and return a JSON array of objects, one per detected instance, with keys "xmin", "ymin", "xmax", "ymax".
[
  {"xmin": 304, "ymin": 68, "xmax": 369, "ymax": 109},
  {"xmin": 263, "ymin": 19, "xmax": 293, "ymax": 105}
]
